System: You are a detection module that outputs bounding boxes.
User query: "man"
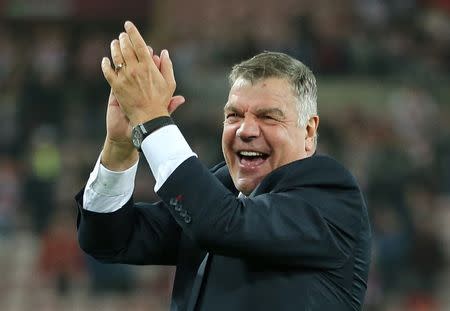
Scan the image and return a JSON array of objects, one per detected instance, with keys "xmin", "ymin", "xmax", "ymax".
[{"xmin": 76, "ymin": 21, "xmax": 371, "ymax": 311}]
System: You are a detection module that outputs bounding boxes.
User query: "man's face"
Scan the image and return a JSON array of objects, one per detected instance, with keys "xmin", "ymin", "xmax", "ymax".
[{"xmin": 222, "ymin": 77, "xmax": 316, "ymax": 195}]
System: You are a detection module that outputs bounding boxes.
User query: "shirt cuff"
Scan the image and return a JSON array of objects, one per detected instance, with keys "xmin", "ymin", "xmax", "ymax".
[
  {"xmin": 141, "ymin": 124, "xmax": 197, "ymax": 192},
  {"xmin": 82, "ymin": 153, "xmax": 138, "ymax": 213}
]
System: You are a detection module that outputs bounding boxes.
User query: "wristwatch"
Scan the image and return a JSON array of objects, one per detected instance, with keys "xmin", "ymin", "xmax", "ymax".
[{"xmin": 131, "ymin": 116, "xmax": 174, "ymax": 151}]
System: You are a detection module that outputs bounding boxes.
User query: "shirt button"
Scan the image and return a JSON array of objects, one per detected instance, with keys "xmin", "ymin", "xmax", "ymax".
[{"xmin": 184, "ymin": 215, "xmax": 192, "ymax": 223}]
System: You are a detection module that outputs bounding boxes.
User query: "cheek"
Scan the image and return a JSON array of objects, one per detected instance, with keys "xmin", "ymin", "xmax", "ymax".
[
  {"xmin": 222, "ymin": 127, "xmax": 231, "ymax": 147},
  {"xmin": 223, "ymin": 123, "xmax": 241, "ymax": 141},
  {"xmin": 266, "ymin": 127, "xmax": 293, "ymax": 147},
  {"xmin": 221, "ymin": 126, "xmax": 235, "ymax": 158},
  {"xmin": 267, "ymin": 128, "xmax": 306, "ymax": 162}
]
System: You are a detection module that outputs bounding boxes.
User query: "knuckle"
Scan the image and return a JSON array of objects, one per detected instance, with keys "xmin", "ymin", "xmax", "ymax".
[
  {"xmin": 129, "ymin": 68, "xmax": 138, "ymax": 79},
  {"xmin": 137, "ymin": 44, "xmax": 147, "ymax": 52},
  {"xmin": 169, "ymin": 80, "xmax": 176, "ymax": 91}
]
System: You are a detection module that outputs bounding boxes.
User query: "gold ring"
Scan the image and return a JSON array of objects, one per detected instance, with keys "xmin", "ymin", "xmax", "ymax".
[{"xmin": 115, "ymin": 63, "xmax": 125, "ymax": 73}]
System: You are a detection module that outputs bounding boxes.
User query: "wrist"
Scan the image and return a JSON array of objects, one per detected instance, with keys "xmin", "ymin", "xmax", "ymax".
[
  {"xmin": 102, "ymin": 137, "xmax": 139, "ymax": 171},
  {"xmin": 131, "ymin": 116, "xmax": 174, "ymax": 151},
  {"xmin": 129, "ymin": 110, "xmax": 170, "ymax": 127}
]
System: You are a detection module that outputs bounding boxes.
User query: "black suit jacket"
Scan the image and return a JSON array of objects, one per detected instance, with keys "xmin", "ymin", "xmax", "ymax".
[{"xmin": 76, "ymin": 154, "xmax": 371, "ymax": 311}]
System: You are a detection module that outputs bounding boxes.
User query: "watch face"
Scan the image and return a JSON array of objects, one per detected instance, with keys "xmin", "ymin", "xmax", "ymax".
[{"xmin": 132, "ymin": 127, "xmax": 143, "ymax": 149}]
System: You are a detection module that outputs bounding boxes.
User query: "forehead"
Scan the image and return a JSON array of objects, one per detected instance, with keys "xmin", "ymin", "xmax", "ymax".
[{"xmin": 225, "ymin": 77, "xmax": 297, "ymax": 112}]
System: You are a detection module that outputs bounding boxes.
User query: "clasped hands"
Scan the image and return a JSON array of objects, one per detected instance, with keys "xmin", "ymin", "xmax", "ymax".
[
  {"xmin": 101, "ymin": 21, "xmax": 184, "ymax": 127},
  {"xmin": 99, "ymin": 21, "xmax": 184, "ymax": 171}
]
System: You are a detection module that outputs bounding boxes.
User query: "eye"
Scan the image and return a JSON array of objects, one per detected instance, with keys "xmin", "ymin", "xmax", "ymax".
[
  {"xmin": 261, "ymin": 115, "xmax": 279, "ymax": 123},
  {"xmin": 226, "ymin": 113, "xmax": 238, "ymax": 119},
  {"xmin": 224, "ymin": 113, "xmax": 241, "ymax": 123}
]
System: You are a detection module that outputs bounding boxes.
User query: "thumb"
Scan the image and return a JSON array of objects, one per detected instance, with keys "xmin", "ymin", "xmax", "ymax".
[
  {"xmin": 160, "ymin": 49, "xmax": 176, "ymax": 92},
  {"xmin": 168, "ymin": 95, "xmax": 186, "ymax": 114}
]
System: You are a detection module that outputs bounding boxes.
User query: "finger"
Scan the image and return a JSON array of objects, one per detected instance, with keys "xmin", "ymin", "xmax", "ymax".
[
  {"xmin": 119, "ymin": 32, "xmax": 138, "ymax": 66},
  {"xmin": 110, "ymin": 39, "xmax": 125, "ymax": 68},
  {"xmin": 160, "ymin": 49, "xmax": 176, "ymax": 91},
  {"xmin": 101, "ymin": 57, "xmax": 116, "ymax": 86},
  {"xmin": 124, "ymin": 21, "xmax": 152, "ymax": 63},
  {"xmin": 171, "ymin": 95, "xmax": 185, "ymax": 105},
  {"xmin": 168, "ymin": 95, "xmax": 186, "ymax": 114},
  {"xmin": 148, "ymin": 46, "xmax": 162, "ymax": 69},
  {"xmin": 152, "ymin": 54, "xmax": 161, "ymax": 69}
]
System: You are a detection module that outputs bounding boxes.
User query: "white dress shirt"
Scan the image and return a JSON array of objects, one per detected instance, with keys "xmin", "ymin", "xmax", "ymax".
[{"xmin": 83, "ymin": 125, "xmax": 197, "ymax": 213}]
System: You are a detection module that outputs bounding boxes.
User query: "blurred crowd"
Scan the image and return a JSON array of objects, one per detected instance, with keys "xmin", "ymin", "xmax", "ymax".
[{"xmin": 0, "ymin": 0, "xmax": 449, "ymax": 310}]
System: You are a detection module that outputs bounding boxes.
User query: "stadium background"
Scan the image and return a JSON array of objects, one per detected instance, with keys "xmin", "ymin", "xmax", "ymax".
[{"xmin": 0, "ymin": 0, "xmax": 449, "ymax": 310}]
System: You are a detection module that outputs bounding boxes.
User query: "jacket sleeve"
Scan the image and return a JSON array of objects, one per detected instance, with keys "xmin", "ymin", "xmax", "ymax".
[
  {"xmin": 157, "ymin": 157, "xmax": 365, "ymax": 269},
  {"xmin": 75, "ymin": 189, "xmax": 181, "ymax": 265}
]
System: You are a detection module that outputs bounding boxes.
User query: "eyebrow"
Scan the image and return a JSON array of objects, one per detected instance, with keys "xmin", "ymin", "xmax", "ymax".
[
  {"xmin": 255, "ymin": 107, "xmax": 285, "ymax": 118},
  {"xmin": 223, "ymin": 104, "xmax": 242, "ymax": 115},
  {"xmin": 224, "ymin": 103, "xmax": 235, "ymax": 111},
  {"xmin": 224, "ymin": 104, "xmax": 285, "ymax": 117}
]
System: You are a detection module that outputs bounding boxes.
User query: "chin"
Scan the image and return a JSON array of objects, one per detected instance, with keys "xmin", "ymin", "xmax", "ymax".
[{"xmin": 235, "ymin": 179, "xmax": 260, "ymax": 196}]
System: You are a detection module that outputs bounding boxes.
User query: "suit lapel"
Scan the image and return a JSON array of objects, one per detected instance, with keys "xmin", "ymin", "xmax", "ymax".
[{"xmin": 186, "ymin": 252, "xmax": 210, "ymax": 311}]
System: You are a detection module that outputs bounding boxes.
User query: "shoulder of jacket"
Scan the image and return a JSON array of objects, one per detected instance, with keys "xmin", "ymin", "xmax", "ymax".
[{"xmin": 255, "ymin": 154, "xmax": 359, "ymax": 194}]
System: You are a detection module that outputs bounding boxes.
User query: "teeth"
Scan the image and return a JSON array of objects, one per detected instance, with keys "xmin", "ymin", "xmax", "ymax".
[{"xmin": 239, "ymin": 151, "xmax": 264, "ymax": 157}]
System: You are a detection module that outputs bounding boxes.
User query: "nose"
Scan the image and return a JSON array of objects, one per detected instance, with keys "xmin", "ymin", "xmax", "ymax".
[{"xmin": 236, "ymin": 114, "xmax": 260, "ymax": 141}]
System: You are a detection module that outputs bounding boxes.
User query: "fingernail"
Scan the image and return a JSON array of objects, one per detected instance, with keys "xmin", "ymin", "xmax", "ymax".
[
  {"xmin": 101, "ymin": 57, "xmax": 108, "ymax": 65},
  {"xmin": 124, "ymin": 21, "xmax": 132, "ymax": 29},
  {"xmin": 119, "ymin": 32, "xmax": 126, "ymax": 39},
  {"xmin": 163, "ymin": 49, "xmax": 169, "ymax": 57}
]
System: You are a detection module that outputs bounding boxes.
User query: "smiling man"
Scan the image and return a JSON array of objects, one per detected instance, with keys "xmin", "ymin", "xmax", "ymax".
[
  {"xmin": 76, "ymin": 22, "xmax": 371, "ymax": 311},
  {"xmin": 223, "ymin": 72, "xmax": 318, "ymax": 195}
]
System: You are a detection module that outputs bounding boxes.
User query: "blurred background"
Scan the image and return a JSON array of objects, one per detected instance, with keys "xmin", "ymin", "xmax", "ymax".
[{"xmin": 0, "ymin": 0, "xmax": 449, "ymax": 310}]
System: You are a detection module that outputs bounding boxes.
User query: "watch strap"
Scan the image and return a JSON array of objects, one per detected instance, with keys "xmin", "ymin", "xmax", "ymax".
[
  {"xmin": 136, "ymin": 116, "xmax": 174, "ymax": 150},
  {"xmin": 141, "ymin": 115, "xmax": 174, "ymax": 135}
]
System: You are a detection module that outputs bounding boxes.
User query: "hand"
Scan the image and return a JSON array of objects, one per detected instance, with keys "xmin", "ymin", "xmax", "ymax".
[
  {"xmin": 103, "ymin": 85, "xmax": 185, "ymax": 171},
  {"xmin": 100, "ymin": 26, "xmax": 185, "ymax": 171},
  {"xmin": 105, "ymin": 42, "xmax": 185, "ymax": 144},
  {"xmin": 101, "ymin": 90, "xmax": 137, "ymax": 171},
  {"xmin": 106, "ymin": 90, "xmax": 133, "ymax": 145},
  {"xmin": 149, "ymin": 48, "xmax": 186, "ymax": 114},
  {"xmin": 101, "ymin": 21, "xmax": 178, "ymax": 126},
  {"xmin": 105, "ymin": 86, "xmax": 185, "ymax": 144}
]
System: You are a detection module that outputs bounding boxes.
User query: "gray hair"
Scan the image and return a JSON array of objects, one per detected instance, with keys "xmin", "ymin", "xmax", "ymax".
[{"xmin": 228, "ymin": 51, "xmax": 318, "ymax": 127}]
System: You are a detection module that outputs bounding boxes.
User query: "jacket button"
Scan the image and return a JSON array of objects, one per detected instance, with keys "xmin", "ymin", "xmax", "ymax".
[
  {"xmin": 184, "ymin": 215, "xmax": 192, "ymax": 223},
  {"xmin": 174, "ymin": 204, "xmax": 182, "ymax": 212},
  {"xmin": 180, "ymin": 209, "xmax": 187, "ymax": 217}
]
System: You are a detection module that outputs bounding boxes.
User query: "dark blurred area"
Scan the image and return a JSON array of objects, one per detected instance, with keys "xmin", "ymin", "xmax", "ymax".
[{"xmin": 0, "ymin": 0, "xmax": 449, "ymax": 310}]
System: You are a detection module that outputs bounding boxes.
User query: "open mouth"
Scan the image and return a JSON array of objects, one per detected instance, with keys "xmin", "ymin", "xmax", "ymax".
[{"xmin": 237, "ymin": 150, "xmax": 269, "ymax": 168}]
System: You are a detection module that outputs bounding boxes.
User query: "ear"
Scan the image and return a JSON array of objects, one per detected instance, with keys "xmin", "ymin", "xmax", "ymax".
[{"xmin": 305, "ymin": 116, "xmax": 319, "ymax": 153}]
